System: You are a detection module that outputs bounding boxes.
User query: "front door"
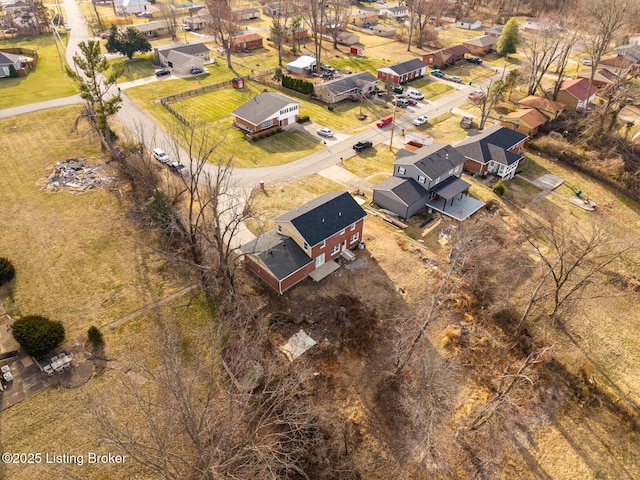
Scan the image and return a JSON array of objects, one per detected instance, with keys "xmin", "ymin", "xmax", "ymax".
[
  {"xmin": 342, "ymin": 240, "xmax": 347, "ymax": 252},
  {"xmin": 315, "ymin": 254, "xmax": 325, "ymax": 268}
]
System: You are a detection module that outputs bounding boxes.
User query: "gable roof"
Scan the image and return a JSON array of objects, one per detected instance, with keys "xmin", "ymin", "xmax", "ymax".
[
  {"xmin": 274, "ymin": 192, "xmax": 366, "ymax": 247},
  {"xmin": 232, "ymin": 91, "xmax": 299, "ymax": 125},
  {"xmin": 560, "ymin": 78, "xmax": 598, "ymax": 100},
  {"xmin": 240, "ymin": 230, "xmax": 313, "ymax": 281},
  {"xmin": 232, "ymin": 33, "xmax": 263, "ymax": 44},
  {"xmin": 455, "ymin": 125, "xmax": 527, "ymax": 166},
  {"xmin": 374, "ymin": 176, "xmax": 427, "ymax": 206},
  {"xmin": 0, "ymin": 51, "xmax": 22, "ymax": 66},
  {"xmin": 157, "ymin": 42, "xmax": 210, "ymax": 58},
  {"xmin": 395, "ymin": 144, "xmax": 466, "ymax": 180},
  {"xmin": 502, "ymin": 108, "xmax": 548, "ymax": 129},
  {"xmin": 463, "ymin": 35, "xmax": 497, "ymax": 47},
  {"xmin": 577, "ymin": 68, "xmax": 618, "ymax": 85},
  {"xmin": 385, "ymin": 5, "xmax": 407, "ymax": 13},
  {"xmin": 517, "ymin": 95, "xmax": 565, "ymax": 113},
  {"xmin": 613, "ymin": 44, "xmax": 640, "ymax": 63},
  {"xmin": 426, "ymin": 45, "xmax": 470, "ymax": 63},
  {"xmin": 318, "ymin": 71, "xmax": 377, "ymax": 96},
  {"xmin": 458, "ymin": 17, "xmax": 480, "ymax": 24},
  {"xmin": 484, "ymin": 25, "xmax": 504, "ymax": 35},
  {"xmin": 598, "ymin": 55, "xmax": 629, "ymax": 68},
  {"xmin": 378, "ymin": 58, "xmax": 426, "ymax": 76},
  {"xmin": 133, "ymin": 21, "xmax": 170, "ymax": 33},
  {"xmin": 165, "ymin": 50, "xmax": 200, "ymax": 67}
]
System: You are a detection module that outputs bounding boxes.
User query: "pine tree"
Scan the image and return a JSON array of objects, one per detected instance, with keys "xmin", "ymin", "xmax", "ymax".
[{"xmin": 497, "ymin": 18, "xmax": 519, "ymax": 56}]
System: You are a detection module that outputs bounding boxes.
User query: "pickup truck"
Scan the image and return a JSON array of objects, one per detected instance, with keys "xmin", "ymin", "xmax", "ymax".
[{"xmin": 353, "ymin": 140, "xmax": 373, "ymax": 153}]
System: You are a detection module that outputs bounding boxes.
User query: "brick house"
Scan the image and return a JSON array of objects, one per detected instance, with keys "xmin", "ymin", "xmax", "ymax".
[
  {"xmin": 240, "ymin": 192, "xmax": 367, "ymax": 294},
  {"xmin": 462, "ymin": 35, "xmax": 497, "ymax": 56},
  {"xmin": 454, "ymin": 125, "xmax": 528, "ymax": 180},
  {"xmin": 423, "ymin": 45, "xmax": 469, "ymax": 68},
  {"xmin": 376, "ymin": 58, "xmax": 427, "ymax": 85},
  {"xmin": 231, "ymin": 91, "xmax": 300, "ymax": 135},
  {"xmin": 231, "ymin": 33, "xmax": 263, "ymax": 52}
]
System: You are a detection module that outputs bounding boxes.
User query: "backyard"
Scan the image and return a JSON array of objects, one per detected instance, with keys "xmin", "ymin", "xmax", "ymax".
[{"xmin": 0, "ymin": 35, "xmax": 77, "ymax": 109}]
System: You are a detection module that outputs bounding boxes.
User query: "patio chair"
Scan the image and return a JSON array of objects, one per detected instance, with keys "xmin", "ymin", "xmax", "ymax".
[
  {"xmin": 51, "ymin": 355, "xmax": 59, "ymax": 363},
  {"xmin": 43, "ymin": 365, "xmax": 54, "ymax": 376}
]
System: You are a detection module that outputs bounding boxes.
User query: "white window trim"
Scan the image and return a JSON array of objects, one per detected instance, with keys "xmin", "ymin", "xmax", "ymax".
[
  {"xmin": 398, "ymin": 167, "xmax": 406, "ymax": 175},
  {"xmin": 331, "ymin": 244, "xmax": 340, "ymax": 255},
  {"xmin": 303, "ymin": 241, "xmax": 309, "ymax": 250},
  {"xmin": 320, "ymin": 240, "xmax": 326, "ymax": 248},
  {"xmin": 350, "ymin": 233, "xmax": 359, "ymax": 243}
]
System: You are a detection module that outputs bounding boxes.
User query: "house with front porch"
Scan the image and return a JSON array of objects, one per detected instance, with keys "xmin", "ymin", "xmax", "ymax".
[
  {"xmin": 373, "ymin": 144, "xmax": 484, "ymax": 221},
  {"xmin": 231, "ymin": 91, "xmax": 300, "ymax": 135},
  {"xmin": 376, "ymin": 58, "xmax": 427, "ymax": 85},
  {"xmin": 314, "ymin": 71, "xmax": 378, "ymax": 104},
  {"xmin": 240, "ymin": 192, "xmax": 367, "ymax": 294},
  {"xmin": 454, "ymin": 125, "xmax": 528, "ymax": 180}
]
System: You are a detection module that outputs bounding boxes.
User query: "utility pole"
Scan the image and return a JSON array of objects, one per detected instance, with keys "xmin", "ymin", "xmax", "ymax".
[{"xmin": 389, "ymin": 103, "xmax": 397, "ymax": 151}]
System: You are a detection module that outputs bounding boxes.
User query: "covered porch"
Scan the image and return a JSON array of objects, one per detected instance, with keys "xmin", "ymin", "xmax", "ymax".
[{"xmin": 427, "ymin": 176, "xmax": 484, "ymax": 221}]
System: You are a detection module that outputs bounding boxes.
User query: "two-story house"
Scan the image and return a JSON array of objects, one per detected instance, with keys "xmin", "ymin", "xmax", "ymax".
[
  {"xmin": 373, "ymin": 144, "xmax": 484, "ymax": 220},
  {"xmin": 240, "ymin": 192, "xmax": 367, "ymax": 294},
  {"xmin": 231, "ymin": 91, "xmax": 300, "ymax": 136}
]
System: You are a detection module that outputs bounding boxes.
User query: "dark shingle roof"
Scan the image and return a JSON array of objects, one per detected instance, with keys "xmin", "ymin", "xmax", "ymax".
[
  {"xmin": 275, "ymin": 192, "xmax": 366, "ymax": 247},
  {"xmin": 455, "ymin": 125, "xmax": 527, "ymax": 166},
  {"xmin": 430, "ymin": 176, "xmax": 471, "ymax": 199},
  {"xmin": 463, "ymin": 35, "xmax": 497, "ymax": 47},
  {"xmin": 240, "ymin": 230, "xmax": 312, "ymax": 281},
  {"xmin": 319, "ymin": 71, "xmax": 377, "ymax": 96},
  {"xmin": 157, "ymin": 42, "xmax": 210, "ymax": 57},
  {"xmin": 231, "ymin": 91, "xmax": 299, "ymax": 125},
  {"xmin": 374, "ymin": 177, "xmax": 427, "ymax": 206},
  {"xmin": 395, "ymin": 144, "xmax": 466, "ymax": 181},
  {"xmin": 381, "ymin": 58, "xmax": 427, "ymax": 76},
  {"xmin": 0, "ymin": 51, "xmax": 21, "ymax": 66}
]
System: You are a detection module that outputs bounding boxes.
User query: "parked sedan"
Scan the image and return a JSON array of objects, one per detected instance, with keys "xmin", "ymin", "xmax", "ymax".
[
  {"xmin": 170, "ymin": 162, "xmax": 189, "ymax": 176},
  {"xmin": 191, "ymin": 67, "xmax": 205, "ymax": 75},
  {"xmin": 413, "ymin": 116, "xmax": 427, "ymax": 126},
  {"xmin": 431, "ymin": 70, "xmax": 445, "ymax": 78},
  {"xmin": 317, "ymin": 128, "xmax": 334, "ymax": 138},
  {"xmin": 449, "ymin": 76, "xmax": 462, "ymax": 83},
  {"xmin": 155, "ymin": 68, "xmax": 171, "ymax": 77}
]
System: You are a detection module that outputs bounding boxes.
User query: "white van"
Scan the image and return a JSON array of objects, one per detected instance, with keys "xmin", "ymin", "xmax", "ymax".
[{"xmin": 407, "ymin": 89, "xmax": 424, "ymax": 100}]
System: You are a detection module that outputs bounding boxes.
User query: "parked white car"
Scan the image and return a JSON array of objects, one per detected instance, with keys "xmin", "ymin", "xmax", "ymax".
[
  {"xmin": 152, "ymin": 148, "xmax": 170, "ymax": 164},
  {"xmin": 407, "ymin": 89, "xmax": 424, "ymax": 100},
  {"xmin": 413, "ymin": 116, "xmax": 427, "ymax": 126}
]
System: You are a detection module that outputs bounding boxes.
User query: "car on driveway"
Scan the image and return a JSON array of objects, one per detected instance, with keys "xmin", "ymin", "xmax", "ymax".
[
  {"xmin": 413, "ymin": 116, "xmax": 427, "ymax": 126},
  {"xmin": 153, "ymin": 148, "xmax": 170, "ymax": 164},
  {"xmin": 191, "ymin": 66, "xmax": 205, "ymax": 75},
  {"xmin": 353, "ymin": 140, "xmax": 373, "ymax": 153},
  {"xmin": 99, "ymin": 32, "xmax": 110, "ymax": 39},
  {"xmin": 431, "ymin": 70, "xmax": 445, "ymax": 78},
  {"xmin": 465, "ymin": 57, "xmax": 482, "ymax": 64},
  {"xmin": 317, "ymin": 127, "xmax": 334, "ymax": 138},
  {"xmin": 449, "ymin": 76, "xmax": 462, "ymax": 83},
  {"xmin": 155, "ymin": 68, "xmax": 171, "ymax": 77}
]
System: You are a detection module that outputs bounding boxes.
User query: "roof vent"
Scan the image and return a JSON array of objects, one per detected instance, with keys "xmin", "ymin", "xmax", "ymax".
[
  {"xmin": 322, "ymin": 218, "xmax": 325, "ymax": 222},
  {"xmin": 339, "ymin": 212, "xmax": 342, "ymax": 216}
]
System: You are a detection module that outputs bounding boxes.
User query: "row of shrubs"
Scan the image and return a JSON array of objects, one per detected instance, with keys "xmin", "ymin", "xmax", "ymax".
[
  {"xmin": 250, "ymin": 128, "xmax": 282, "ymax": 141},
  {"xmin": 297, "ymin": 115, "xmax": 310, "ymax": 123},
  {"xmin": 281, "ymin": 75, "xmax": 314, "ymax": 94},
  {"xmin": 1, "ymin": 257, "xmax": 103, "ymax": 358}
]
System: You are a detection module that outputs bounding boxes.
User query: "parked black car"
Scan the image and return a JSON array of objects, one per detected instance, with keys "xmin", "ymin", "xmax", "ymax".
[
  {"xmin": 465, "ymin": 57, "xmax": 483, "ymax": 64},
  {"xmin": 353, "ymin": 140, "xmax": 373, "ymax": 153},
  {"xmin": 155, "ymin": 68, "xmax": 170, "ymax": 77},
  {"xmin": 191, "ymin": 67, "xmax": 205, "ymax": 75}
]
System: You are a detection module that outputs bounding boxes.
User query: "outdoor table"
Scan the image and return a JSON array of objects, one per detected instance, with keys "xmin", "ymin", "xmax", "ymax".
[
  {"xmin": 1, "ymin": 365, "xmax": 10, "ymax": 374},
  {"xmin": 3, "ymin": 371, "xmax": 13, "ymax": 382},
  {"xmin": 51, "ymin": 358, "xmax": 64, "ymax": 373}
]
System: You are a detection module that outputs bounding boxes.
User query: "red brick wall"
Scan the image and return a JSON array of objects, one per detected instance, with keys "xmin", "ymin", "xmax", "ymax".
[
  {"xmin": 280, "ymin": 262, "xmax": 316, "ymax": 293},
  {"xmin": 464, "ymin": 158, "xmax": 487, "ymax": 174},
  {"xmin": 309, "ymin": 218, "xmax": 365, "ymax": 260}
]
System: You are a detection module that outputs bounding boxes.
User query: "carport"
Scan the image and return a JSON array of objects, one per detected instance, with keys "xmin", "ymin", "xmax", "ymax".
[{"xmin": 426, "ymin": 176, "xmax": 485, "ymax": 221}]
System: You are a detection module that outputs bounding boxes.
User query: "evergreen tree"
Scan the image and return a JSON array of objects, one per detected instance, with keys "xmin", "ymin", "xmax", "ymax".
[
  {"xmin": 106, "ymin": 26, "xmax": 152, "ymax": 60},
  {"xmin": 497, "ymin": 18, "xmax": 518, "ymax": 56}
]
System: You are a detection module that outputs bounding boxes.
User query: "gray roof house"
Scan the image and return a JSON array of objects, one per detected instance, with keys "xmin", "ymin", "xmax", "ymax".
[
  {"xmin": 373, "ymin": 144, "xmax": 484, "ymax": 220},
  {"xmin": 454, "ymin": 125, "xmax": 528, "ymax": 180},
  {"xmin": 155, "ymin": 43, "xmax": 211, "ymax": 73},
  {"xmin": 231, "ymin": 91, "xmax": 300, "ymax": 134},
  {"xmin": 314, "ymin": 71, "xmax": 378, "ymax": 104},
  {"xmin": 0, "ymin": 50, "xmax": 27, "ymax": 78},
  {"xmin": 377, "ymin": 58, "xmax": 427, "ymax": 84},
  {"xmin": 613, "ymin": 44, "xmax": 640, "ymax": 64},
  {"xmin": 241, "ymin": 192, "xmax": 367, "ymax": 294}
]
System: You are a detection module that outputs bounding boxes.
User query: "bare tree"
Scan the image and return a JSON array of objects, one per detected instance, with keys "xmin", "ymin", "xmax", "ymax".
[
  {"xmin": 88, "ymin": 318, "xmax": 321, "ymax": 480},
  {"xmin": 269, "ymin": 0, "xmax": 292, "ymax": 66},
  {"xmin": 406, "ymin": 0, "xmax": 446, "ymax": 50},
  {"xmin": 324, "ymin": 0, "xmax": 351, "ymax": 49},
  {"xmin": 205, "ymin": 0, "xmax": 238, "ymax": 69},
  {"xmin": 478, "ymin": 79, "xmax": 504, "ymax": 130},
  {"xmin": 579, "ymin": 0, "xmax": 637, "ymax": 101},
  {"xmin": 517, "ymin": 215, "xmax": 635, "ymax": 330},
  {"xmin": 550, "ymin": 26, "xmax": 580, "ymax": 101},
  {"xmin": 520, "ymin": 17, "xmax": 564, "ymax": 96},
  {"xmin": 589, "ymin": 63, "xmax": 639, "ymax": 135},
  {"xmin": 301, "ymin": 0, "xmax": 325, "ymax": 68},
  {"xmin": 156, "ymin": 0, "xmax": 179, "ymax": 41}
]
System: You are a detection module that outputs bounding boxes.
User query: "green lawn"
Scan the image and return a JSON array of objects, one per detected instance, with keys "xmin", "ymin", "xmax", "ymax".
[
  {"xmin": 343, "ymin": 146, "xmax": 396, "ymax": 179},
  {"xmin": 0, "ymin": 35, "xmax": 78, "ymax": 109},
  {"xmin": 109, "ymin": 53, "xmax": 157, "ymax": 82}
]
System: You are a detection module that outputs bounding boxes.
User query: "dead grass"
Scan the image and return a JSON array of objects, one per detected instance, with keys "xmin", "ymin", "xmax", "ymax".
[
  {"xmin": 502, "ymin": 177, "xmax": 542, "ymax": 206},
  {"xmin": 244, "ymin": 174, "xmax": 345, "ymax": 235},
  {"xmin": 0, "ymin": 106, "xmax": 189, "ymax": 338},
  {"xmin": 343, "ymin": 146, "xmax": 396, "ymax": 179}
]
